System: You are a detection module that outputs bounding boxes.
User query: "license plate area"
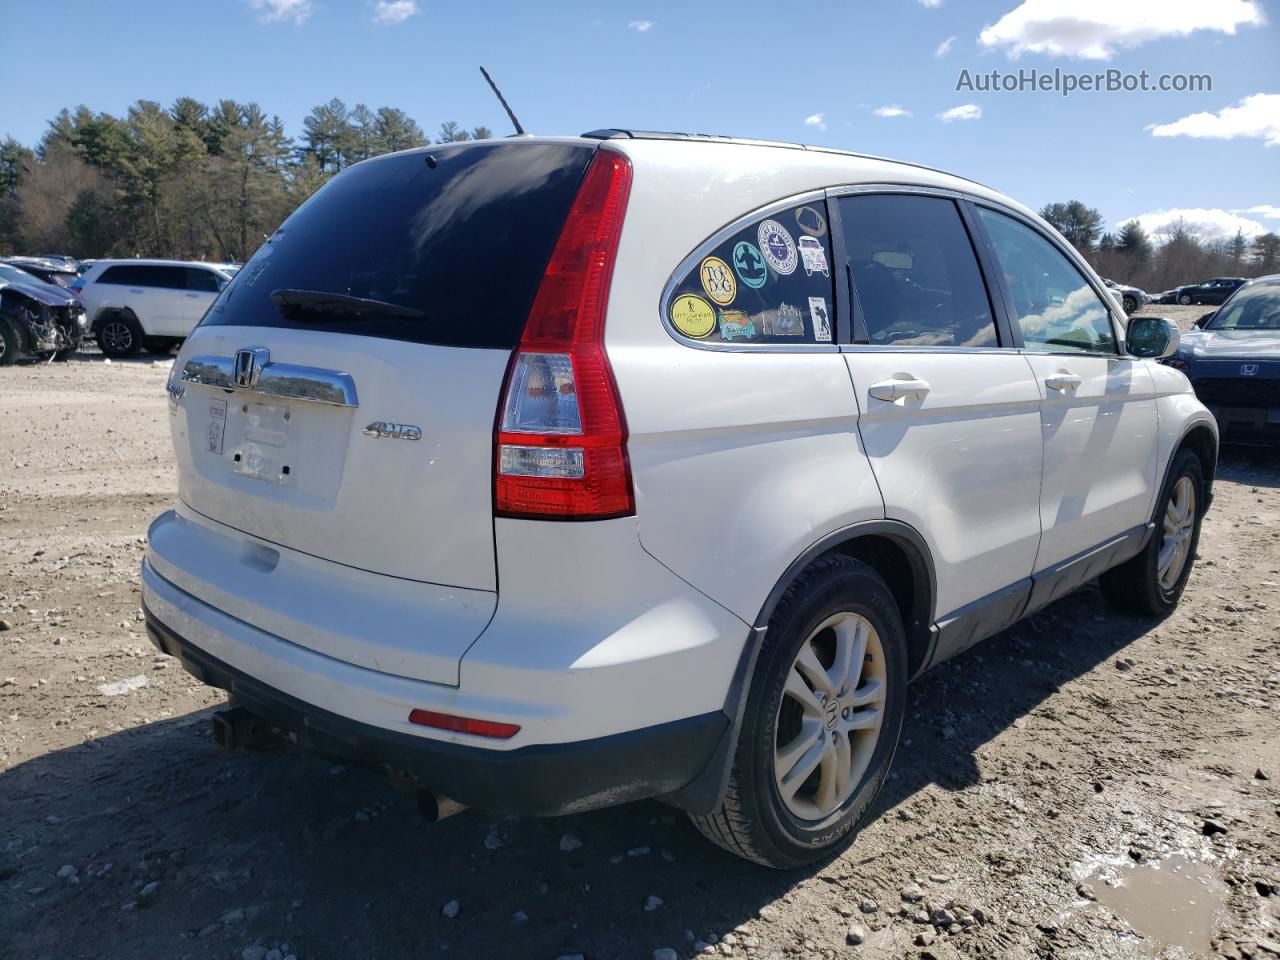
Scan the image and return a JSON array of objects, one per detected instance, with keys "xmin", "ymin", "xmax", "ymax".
[{"xmin": 231, "ymin": 400, "xmax": 294, "ymax": 485}]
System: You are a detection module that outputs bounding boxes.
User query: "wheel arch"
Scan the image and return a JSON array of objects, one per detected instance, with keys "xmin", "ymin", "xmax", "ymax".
[
  {"xmin": 1176, "ymin": 422, "xmax": 1217, "ymax": 497},
  {"xmin": 752, "ymin": 520, "xmax": 937, "ymax": 681}
]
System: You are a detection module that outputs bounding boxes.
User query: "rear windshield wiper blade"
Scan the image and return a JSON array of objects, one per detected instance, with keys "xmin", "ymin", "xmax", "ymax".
[{"xmin": 270, "ymin": 289, "xmax": 424, "ymax": 320}]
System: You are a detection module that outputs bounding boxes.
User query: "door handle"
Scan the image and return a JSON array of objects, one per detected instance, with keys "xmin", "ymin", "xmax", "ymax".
[
  {"xmin": 868, "ymin": 376, "xmax": 931, "ymax": 402},
  {"xmin": 129, "ymin": 288, "xmax": 145, "ymax": 293},
  {"xmin": 1044, "ymin": 373, "xmax": 1083, "ymax": 392}
]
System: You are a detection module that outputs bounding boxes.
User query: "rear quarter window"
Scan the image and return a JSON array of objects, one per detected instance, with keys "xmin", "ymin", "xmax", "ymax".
[
  {"xmin": 665, "ymin": 201, "xmax": 836, "ymax": 346},
  {"xmin": 199, "ymin": 142, "xmax": 596, "ymax": 349}
]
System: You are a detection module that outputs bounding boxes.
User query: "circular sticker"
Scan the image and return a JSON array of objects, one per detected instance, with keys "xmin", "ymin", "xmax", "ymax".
[
  {"xmin": 669, "ymin": 294, "xmax": 716, "ymax": 339},
  {"xmin": 699, "ymin": 256, "xmax": 737, "ymax": 306},
  {"xmin": 757, "ymin": 219, "xmax": 798, "ymax": 276},
  {"xmin": 732, "ymin": 241, "xmax": 768, "ymax": 289},
  {"xmin": 794, "ymin": 205, "xmax": 827, "ymax": 236}
]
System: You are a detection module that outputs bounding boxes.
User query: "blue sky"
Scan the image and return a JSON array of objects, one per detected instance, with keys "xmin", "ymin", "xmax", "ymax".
[{"xmin": 2, "ymin": 0, "xmax": 1277, "ymax": 241}]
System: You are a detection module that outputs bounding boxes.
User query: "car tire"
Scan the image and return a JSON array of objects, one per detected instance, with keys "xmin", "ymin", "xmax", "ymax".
[
  {"xmin": 1178, "ymin": 294, "xmax": 1192, "ymax": 305},
  {"xmin": 1122, "ymin": 296, "xmax": 1137, "ymax": 314},
  {"xmin": 97, "ymin": 313, "xmax": 144, "ymax": 358},
  {"xmin": 689, "ymin": 555, "xmax": 907, "ymax": 868},
  {"xmin": 0, "ymin": 315, "xmax": 21, "ymax": 366},
  {"xmin": 1101, "ymin": 449, "xmax": 1204, "ymax": 616}
]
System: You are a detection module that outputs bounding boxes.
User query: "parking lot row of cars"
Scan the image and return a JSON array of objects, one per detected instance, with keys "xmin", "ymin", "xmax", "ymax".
[{"xmin": 0, "ymin": 255, "xmax": 238, "ymax": 364}]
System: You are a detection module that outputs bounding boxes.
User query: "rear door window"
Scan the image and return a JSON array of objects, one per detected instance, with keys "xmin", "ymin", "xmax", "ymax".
[
  {"xmin": 200, "ymin": 142, "xmax": 596, "ymax": 349},
  {"xmin": 838, "ymin": 193, "xmax": 999, "ymax": 348},
  {"xmin": 665, "ymin": 201, "xmax": 836, "ymax": 345}
]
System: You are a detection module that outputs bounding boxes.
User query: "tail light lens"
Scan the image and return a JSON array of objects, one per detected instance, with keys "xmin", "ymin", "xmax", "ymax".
[{"xmin": 494, "ymin": 149, "xmax": 634, "ymax": 520}]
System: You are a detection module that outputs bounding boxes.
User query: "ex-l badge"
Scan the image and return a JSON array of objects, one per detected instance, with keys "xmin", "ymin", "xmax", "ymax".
[{"xmin": 364, "ymin": 421, "xmax": 422, "ymax": 441}]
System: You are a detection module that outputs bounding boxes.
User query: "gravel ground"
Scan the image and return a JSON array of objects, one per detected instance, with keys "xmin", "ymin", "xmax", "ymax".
[{"xmin": 2, "ymin": 311, "xmax": 1278, "ymax": 960}]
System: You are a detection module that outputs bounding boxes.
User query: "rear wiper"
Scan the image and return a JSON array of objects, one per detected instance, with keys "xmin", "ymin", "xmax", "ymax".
[{"xmin": 270, "ymin": 289, "xmax": 424, "ymax": 320}]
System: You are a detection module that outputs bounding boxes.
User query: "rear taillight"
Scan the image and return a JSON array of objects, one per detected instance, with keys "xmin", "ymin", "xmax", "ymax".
[{"xmin": 494, "ymin": 149, "xmax": 634, "ymax": 520}]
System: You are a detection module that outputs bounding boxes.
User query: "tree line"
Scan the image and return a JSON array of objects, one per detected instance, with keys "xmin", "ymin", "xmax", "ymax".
[
  {"xmin": 0, "ymin": 99, "xmax": 492, "ymax": 263},
  {"xmin": 1038, "ymin": 200, "xmax": 1279, "ymax": 294}
]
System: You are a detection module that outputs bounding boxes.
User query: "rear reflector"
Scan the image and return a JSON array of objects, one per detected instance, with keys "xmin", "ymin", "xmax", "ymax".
[
  {"xmin": 495, "ymin": 149, "xmax": 634, "ymax": 520},
  {"xmin": 408, "ymin": 708, "xmax": 521, "ymax": 739}
]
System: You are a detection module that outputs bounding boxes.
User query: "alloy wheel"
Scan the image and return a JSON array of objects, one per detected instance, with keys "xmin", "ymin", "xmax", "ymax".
[
  {"xmin": 102, "ymin": 320, "xmax": 134, "ymax": 354},
  {"xmin": 1158, "ymin": 475, "xmax": 1196, "ymax": 591},
  {"xmin": 773, "ymin": 611, "xmax": 887, "ymax": 821}
]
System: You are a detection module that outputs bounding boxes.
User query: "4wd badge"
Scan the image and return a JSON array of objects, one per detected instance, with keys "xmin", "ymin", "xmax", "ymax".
[{"xmin": 363, "ymin": 422, "xmax": 422, "ymax": 441}]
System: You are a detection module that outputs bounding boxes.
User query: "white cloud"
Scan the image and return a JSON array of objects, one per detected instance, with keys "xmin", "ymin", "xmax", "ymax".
[
  {"xmin": 628, "ymin": 19, "xmax": 653, "ymax": 32},
  {"xmin": 934, "ymin": 35, "xmax": 957, "ymax": 57},
  {"xmin": 804, "ymin": 113, "xmax": 827, "ymax": 131},
  {"xmin": 1130, "ymin": 208, "xmax": 1267, "ymax": 243},
  {"xmin": 917, "ymin": 0, "xmax": 942, "ymax": 7},
  {"xmin": 1235, "ymin": 204, "xmax": 1280, "ymax": 220},
  {"xmin": 979, "ymin": 0, "xmax": 1264, "ymax": 60},
  {"xmin": 1148, "ymin": 93, "xmax": 1280, "ymax": 148},
  {"xmin": 873, "ymin": 105, "xmax": 912, "ymax": 118},
  {"xmin": 938, "ymin": 104, "xmax": 982, "ymax": 122},
  {"xmin": 373, "ymin": 0, "xmax": 418, "ymax": 24},
  {"xmin": 246, "ymin": 0, "xmax": 311, "ymax": 24}
]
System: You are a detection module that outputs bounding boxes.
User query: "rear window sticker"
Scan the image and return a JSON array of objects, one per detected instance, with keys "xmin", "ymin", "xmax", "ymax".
[
  {"xmin": 757, "ymin": 219, "xmax": 798, "ymax": 275},
  {"xmin": 207, "ymin": 398, "xmax": 228, "ymax": 454},
  {"xmin": 670, "ymin": 293, "xmax": 717, "ymax": 339},
  {"xmin": 732, "ymin": 241, "xmax": 769, "ymax": 289},
  {"xmin": 798, "ymin": 236, "xmax": 829, "ymax": 277},
  {"xmin": 794, "ymin": 204, "xmax": 827, "ymax": 236},
  {"xmin": 718, "ymin": 309, "xmax": 757, "ymax": 341},
  {"xmin": 764, "ymin": 303, "xmax": 805, "ymax": 337},
  {"xmin": 808, "ymin": 296, "xmax": 832, "ymax": 342},
  {"xmin": 700, "ymin": 256, "xmax": 738, "ymax": 305}
]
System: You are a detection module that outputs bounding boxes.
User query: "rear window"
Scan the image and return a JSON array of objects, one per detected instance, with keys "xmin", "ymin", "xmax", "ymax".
[{"xmin": 200, "ymin": 142, "xmax": 596, "ymax": 349}]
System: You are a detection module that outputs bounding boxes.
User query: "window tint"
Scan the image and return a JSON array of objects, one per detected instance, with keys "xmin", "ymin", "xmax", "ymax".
[
  {"xmin": 186, "ymin": 268, "xmax": 223, "ymax": 293},
  {"xmin": 98, "ymin": 265, "xmax": 144, "ymax": 285},
  {"xmin": 200, "ymin": 142, "xmax": 595, "ymax": 349},
  {"xmin": 666, "ymin": 202, "xmax": 836, "ymax": 345},
  {"xmin": 977, "ymin": 207, "xmax": 1116, "ymax": 355},
  {"xmin": 838, "ymin": 194, "xmax": 997, "ymax": 348}
]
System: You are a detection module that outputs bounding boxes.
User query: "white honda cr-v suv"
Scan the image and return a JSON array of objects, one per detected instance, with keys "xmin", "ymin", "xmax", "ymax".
[{"xmin": 144, "ymin": 131, "xmax": 1216, "ymax": 867}]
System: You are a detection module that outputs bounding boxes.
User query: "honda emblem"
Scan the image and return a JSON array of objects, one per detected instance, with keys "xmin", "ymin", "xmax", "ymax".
[
  {"xmin": 233, "ymin": 347, "xmax": 269, "ymax": 389},
  {"xmin": 1240, "ymin": 363, "xmax": 1260, "ymax": 377}
]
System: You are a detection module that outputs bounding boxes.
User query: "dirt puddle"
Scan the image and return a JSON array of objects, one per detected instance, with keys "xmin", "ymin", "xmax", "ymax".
[{"xmin": 1086, "ymin": 854, "xmax": 1228, "ymax": 955}]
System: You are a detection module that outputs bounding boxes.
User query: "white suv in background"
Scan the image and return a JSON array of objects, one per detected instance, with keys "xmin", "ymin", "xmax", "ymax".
[
  {"xmin": 144, "ymin": 132, "xmax": 1216, "ymax": 867},
  {"xmin": 74, "ymin": 259, "xmax": 232, "ymax": 357}
]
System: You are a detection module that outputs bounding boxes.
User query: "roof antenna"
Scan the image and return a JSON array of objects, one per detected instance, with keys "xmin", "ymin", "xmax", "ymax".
[{"xmin": 480, "ymin": 66, "xmax": 526, "ymax": 136}]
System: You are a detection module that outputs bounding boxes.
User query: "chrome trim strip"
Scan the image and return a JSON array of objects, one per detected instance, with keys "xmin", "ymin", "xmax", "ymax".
[
  {"xmin": 658, "ymin": 189, "xmax": 840, "ymax": 354},
  {"xmin": 181, "ymin": 355, "xmax": 359, "ymax": 407}
]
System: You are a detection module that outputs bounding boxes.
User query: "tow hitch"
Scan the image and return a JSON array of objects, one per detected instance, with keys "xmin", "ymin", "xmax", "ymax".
[{"xmin": 211, "ymin": 705, "xmax": 279, "ymax": 751}]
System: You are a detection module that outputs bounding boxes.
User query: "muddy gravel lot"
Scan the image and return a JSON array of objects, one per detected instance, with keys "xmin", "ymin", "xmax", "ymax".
[{"xmin": 3, "ymin": 309, "xmax": 1279, "ymax": 960}]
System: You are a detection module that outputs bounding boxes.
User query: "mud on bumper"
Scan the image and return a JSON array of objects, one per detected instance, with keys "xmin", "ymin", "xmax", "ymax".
[{"xmin": 143, "ymin": 606, "xmax": 729, "ymax": 817}]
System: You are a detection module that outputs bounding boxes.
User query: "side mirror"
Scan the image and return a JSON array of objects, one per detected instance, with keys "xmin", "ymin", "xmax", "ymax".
[
  {"xmin": 1127, "ymin": 316, "xmax": 1180, "ymax": 359},
  {"xmin": 1194, "ymin": 311, "xmax": 1215, "ymax": 328}
]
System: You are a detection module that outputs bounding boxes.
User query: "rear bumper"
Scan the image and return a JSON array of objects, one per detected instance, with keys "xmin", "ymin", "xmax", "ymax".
[{"xmin": 144, "ymin": 594, "xmax": 728, "ymax": 816}]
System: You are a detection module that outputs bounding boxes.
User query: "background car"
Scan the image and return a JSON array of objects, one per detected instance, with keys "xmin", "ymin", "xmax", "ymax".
[
  {"xmin": 1167, "ymin": 277, "xmax": 1248, "ymax": 306},
  {"xmin": 2, "ymin": 256, "xmax": 82, "ymax": 291},
  {"xmin": 1165, "ymin": 275, "xmax": 1280, "ymax": 444},
  {"xmin": 74, "ymin": 259, "xmax": 232, "ymax": 357},
  {"xmin": 1102, "ymin": 277, "xmax": 1147, "ymax": 313},
  {"xmin": 0, "ymin": 261, "xmax": 87, "ymax": 364}
]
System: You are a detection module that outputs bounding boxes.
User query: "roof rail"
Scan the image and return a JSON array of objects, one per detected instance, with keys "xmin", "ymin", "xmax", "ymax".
[{"xmin": 581, "ymin": 128, "xmax": 992, "ymax": 191}]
